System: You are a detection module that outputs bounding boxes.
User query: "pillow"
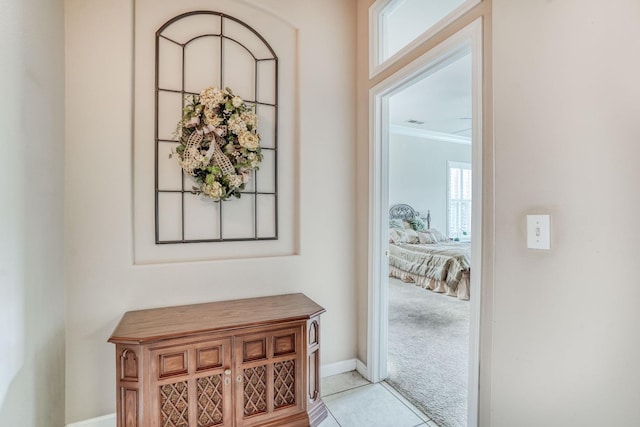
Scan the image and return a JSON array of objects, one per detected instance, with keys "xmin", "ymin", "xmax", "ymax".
[
  {"xmin": 389, "ymin": 218, "xmax": 404, "ymax": 229},
  {"xmin": 417, "ymin": 231, "xmax": 437, "ymax": 244},
  {"xmin": 427, "ymin": 228, "xmax": 447, "ymax": 242},
  {"xmin": 402, "ymin": 220, "xmax": 413, "ymax": 230},
  {"xmin": 408, "ymin": 217, "xmax": 426, "ymax": 231},
  {"xmin": 403, "ymin": 228, "xmax": 420, "ymax": 244},
  {"xmin": 389, "ymin": 228, "xmax": 407, "ymax": 244}
]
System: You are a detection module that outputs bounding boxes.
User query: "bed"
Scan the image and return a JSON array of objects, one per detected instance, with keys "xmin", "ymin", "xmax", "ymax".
[{"xmin": 388, "ymin": 204, "xmax": 471, "ymax": 300}]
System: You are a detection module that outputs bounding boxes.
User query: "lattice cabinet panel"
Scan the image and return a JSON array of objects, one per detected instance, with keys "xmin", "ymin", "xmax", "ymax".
[
  {"xmin": 197, "ymin": 374, "xmax": 225, "ymax": 426},
  {"xmin": 160, "ymin": 381, "xmax": 189, "ymax": 427},
  {"xmin": 110, "ymin": 294, "xmax": 327, "ymax": 427},
  {"xmin": 242, "ymin": 365, "xmax": 268, "ymax": 416},
  {"xmin": 274, "ymin": 360, "xmax": 296, "ymax": 409}
]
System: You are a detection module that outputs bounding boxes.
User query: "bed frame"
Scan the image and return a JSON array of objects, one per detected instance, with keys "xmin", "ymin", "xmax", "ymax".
[
  {"xmin": 388, "ymin": 203, "xmax": 469, "ymax": 300},
  {"xmin": 389, "ymin": 204, "xmax": 431, "ymax": 229}
]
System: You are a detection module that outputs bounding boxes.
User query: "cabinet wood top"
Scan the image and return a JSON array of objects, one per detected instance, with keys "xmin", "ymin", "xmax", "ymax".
[{"xmin": 109, "ymin": 293, "xmax": 325, "ymax": 344}]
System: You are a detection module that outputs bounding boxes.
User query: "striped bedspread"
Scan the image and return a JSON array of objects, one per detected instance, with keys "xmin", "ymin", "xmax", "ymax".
[{"xmin": 389, "ymin": 242, "xmax": 471, "ymax": 291}]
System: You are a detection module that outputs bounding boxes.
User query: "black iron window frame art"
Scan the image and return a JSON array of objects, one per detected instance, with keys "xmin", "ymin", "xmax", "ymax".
[{"xmin": 154, "ymin": 11, "xmax": 279, "ymax": 244}]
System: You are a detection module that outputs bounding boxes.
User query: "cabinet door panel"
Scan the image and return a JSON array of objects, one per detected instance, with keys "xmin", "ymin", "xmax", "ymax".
[
  {"xmin": 149, "ymin": 337, "xmax": 233, "ymax": 427},
  {"xmin": 234, "ymin": 326, "xmax": 303, "ymax": 426},
  {"xmin": 195, "ymin": 373, "xmax": 225, "ymax": 426},
  {"xmin": 192, "ymin": 339, "xmax": 234, "ymax": 427}
]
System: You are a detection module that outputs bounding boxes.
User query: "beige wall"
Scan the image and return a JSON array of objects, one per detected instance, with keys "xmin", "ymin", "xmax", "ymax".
[
  {"xmin": 358, "ymin": 0, "xmax": 640, "ymax": 426},
  {"xmin": 0, "ymin": 0, "xmax": 66, "ymax": 425},
  {"xmin": 389, "ymin": 135, "xmax": 472, "ymax": 233},
  {"xmin": 132, "ymin": 0, "xmax": 299, "ymax": 264},
  {"xmin": 491, "ymin": 1, "xmax": 640, "ymax": 425},
  {"xmin": 64, "ymin": 0, "xmax": 357, "ymax": 423},
  {"xmin": 13, "ymin": 0, "xmax": 639, "ymax": 424}
]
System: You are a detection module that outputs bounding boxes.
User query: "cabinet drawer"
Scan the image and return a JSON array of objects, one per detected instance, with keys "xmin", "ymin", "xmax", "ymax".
[{"xmin": 158, "ymin": 350, "xmax": 189, "ymax": 379}]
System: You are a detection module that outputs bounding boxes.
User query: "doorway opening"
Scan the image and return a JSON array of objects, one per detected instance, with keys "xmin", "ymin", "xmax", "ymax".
[
  {"xmin": 386, "ymin": 50, "xmax": 472, "ymax": 427},
  {"xmin": 367, "ymin": 21, "xmax": 483, "ymax": 427}
]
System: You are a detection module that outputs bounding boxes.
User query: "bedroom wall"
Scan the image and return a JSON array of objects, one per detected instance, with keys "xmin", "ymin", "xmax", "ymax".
[
  {"xmin": 64, "ymin": 0, "xmax": 356, "ymax": 423},
  {"xmin": 389, "ymin": 133, "xmax": 471, "ymax": 232},
  {"xmin": 0, "ymin": 0, "xmax": 66, "ymax": 425}
]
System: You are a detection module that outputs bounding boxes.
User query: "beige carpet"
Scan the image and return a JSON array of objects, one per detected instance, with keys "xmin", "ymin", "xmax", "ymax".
[{"xmin": 386, "ymin": 278, "xmax": 469, "ymax": 427}]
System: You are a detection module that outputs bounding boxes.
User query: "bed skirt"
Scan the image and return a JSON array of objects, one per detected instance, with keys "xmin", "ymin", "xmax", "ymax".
[{"xmin": 389, "ymin": 266, "xmax": 470, "ymax": 300}]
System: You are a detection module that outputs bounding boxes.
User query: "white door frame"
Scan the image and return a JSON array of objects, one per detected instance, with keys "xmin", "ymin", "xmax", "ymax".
[{"xmin": 366, "ymin": 19, "xmax": 483, "ymax": 427}]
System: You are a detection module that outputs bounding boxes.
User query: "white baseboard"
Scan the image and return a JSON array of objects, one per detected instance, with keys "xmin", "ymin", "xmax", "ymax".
[
  {"xmin": 320, "ymin": 358, "xmax": 357, "ymax": 378},
  {"xmin": 66, "ymin": 413, "xmax": 116, "ymax": 427},
  {"xmin": 68, "ymin": 360, "xmax": 365, "ymax": 427}
]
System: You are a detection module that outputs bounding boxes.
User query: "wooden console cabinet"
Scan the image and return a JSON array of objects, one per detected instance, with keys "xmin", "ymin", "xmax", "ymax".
[{"xmin": 109, "ymin": 293, "xmax": 327, "ymax": 427}]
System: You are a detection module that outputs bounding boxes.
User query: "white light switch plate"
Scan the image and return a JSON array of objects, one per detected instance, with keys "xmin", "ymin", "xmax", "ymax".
[{"xmin": 527, "ymin": 215, "xmax": 550, "ymax": 250}]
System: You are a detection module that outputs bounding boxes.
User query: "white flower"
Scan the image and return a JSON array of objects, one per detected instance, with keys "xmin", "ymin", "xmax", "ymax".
[
  {"xmin": 228, "ymin": 174, "xmax": 243, "ymax": 188},
  {"xmin": 247, "ymin": 152, "xmax": 261, "ymax": 168},
  {"xmin": 240, "ymin": 111, "xmax": 258, "ymax": 128},
  {"xmin": 227, "ymin": 114, "xmax": 247, "ymax": 135},
  {"xmin": 204, "ymin": 107, "xmax": 222, "ymax": 126},
  {"xmin": 199, "ymin": 87, "xmax": 227, "ymax": 108},
  {"xmin": 201, "ymin": 181, "xmax": 224, "ymax": 199},
  {"xmin": 232, "ymin": 96, "xmax": 243, "ymax": 108},
  {"xmin": 238, "ymin": 131, "xmax": 260, "ymax": 151}
]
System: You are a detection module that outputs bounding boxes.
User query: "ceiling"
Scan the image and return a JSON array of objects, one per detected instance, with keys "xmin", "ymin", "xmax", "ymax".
[{"xmin": 389, "ymin": 52, "xmax": 472, "ymax": 141}]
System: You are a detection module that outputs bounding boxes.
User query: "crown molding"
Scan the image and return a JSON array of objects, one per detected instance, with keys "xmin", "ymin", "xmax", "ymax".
[{"xmin": 389, "ymin": 124, "xmax": 471, "ymax": 144}]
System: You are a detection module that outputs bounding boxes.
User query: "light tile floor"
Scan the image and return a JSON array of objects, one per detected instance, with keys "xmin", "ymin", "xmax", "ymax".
[{"xmin": 318, "ymin": 371, "xmax": 439, "ymax": 427}]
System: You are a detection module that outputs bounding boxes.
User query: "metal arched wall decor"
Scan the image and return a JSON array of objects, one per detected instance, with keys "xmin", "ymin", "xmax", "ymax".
[{"xmin": 154, "ymin": 11, "xmax": 278, "ymax": 244}]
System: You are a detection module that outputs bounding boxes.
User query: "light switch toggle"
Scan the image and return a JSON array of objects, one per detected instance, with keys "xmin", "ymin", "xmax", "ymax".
[{"xmin": 527, "ymin": 215, "xmax": 550, "ymax": 250}]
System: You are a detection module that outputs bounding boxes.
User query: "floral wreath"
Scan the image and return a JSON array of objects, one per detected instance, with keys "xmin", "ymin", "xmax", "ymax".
[{"xmin": 173, "ymin": 86, "xmax": 263, "ymax": 201}]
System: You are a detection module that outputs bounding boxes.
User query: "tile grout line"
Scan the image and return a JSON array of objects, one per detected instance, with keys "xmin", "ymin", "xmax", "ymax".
[
  {"xmin": 321, "ymin": 376, "xmax": 439, "ymax": 427},
  {"xmin": 323, "ymin": 381, "xmax": 427, "ymax": 427},
  {"xmin": 321, "ymin": 375, "xmax": 371, "ymax": 427},
  {"xmin": 326, "ymin": 407, "xmax": 342, "ymax": 427},
  {"xmin": 380, "ymin": 381, "xmax": 433, "ymax": 424},
  {"xmin": 321, "ymin": 381, "xmax": 373, "ymax": 398}
]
